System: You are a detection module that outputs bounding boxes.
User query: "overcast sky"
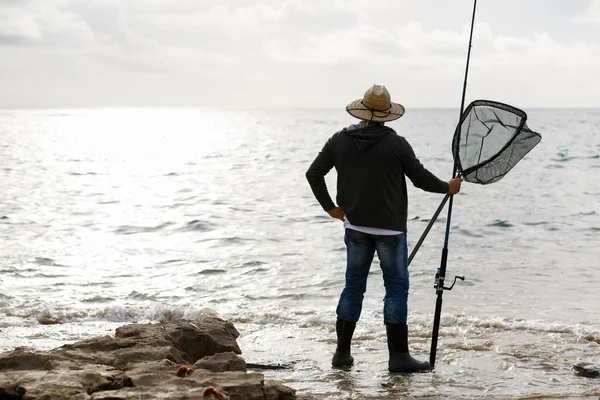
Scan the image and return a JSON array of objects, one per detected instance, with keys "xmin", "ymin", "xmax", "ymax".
[{"xmin": 1, "ymin": 0, "xmax": 599, "ymax": 109}]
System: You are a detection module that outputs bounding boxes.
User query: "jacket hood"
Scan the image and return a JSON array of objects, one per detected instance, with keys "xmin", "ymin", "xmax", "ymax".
[{"xmin": 342, "ymin": 122, "xmax": 393, "ymax": 151}]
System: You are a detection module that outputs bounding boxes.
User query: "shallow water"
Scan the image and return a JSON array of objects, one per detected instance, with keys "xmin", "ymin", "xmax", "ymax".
[{"xmin": 1, "ymin": 107, "xmax": 599, "ymax": 399}]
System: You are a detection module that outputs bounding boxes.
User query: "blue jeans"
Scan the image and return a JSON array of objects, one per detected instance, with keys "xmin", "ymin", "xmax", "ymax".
[{"xmin": 336, "ymin": 229, "xmax": 409, "ymax": 325}]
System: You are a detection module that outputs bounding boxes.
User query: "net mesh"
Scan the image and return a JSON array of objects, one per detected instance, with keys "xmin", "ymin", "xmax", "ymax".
[{"xmin": 452, "ymin": 100, "xmax": 542, "ymax": 185}]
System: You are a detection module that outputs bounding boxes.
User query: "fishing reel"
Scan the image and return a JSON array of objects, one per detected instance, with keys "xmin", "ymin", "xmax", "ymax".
[{"xmin": 434, "ymin": 269, "xmax": 465, "ymax": 294}]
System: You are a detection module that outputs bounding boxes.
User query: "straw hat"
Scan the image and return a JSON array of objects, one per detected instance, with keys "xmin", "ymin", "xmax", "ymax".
[{"xmin": 346, "ymin": 85, "xmax": 405, "ymax": 122}]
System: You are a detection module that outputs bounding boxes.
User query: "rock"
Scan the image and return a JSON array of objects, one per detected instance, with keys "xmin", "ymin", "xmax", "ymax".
[
  {"xmin": 0, "ymin": 317, "xmax": 298, "ymax": 400},
  {"xmin": 38, "ymin": 316, "xmax": 61, "ymax": 325},
  {"xmin": 573, "ymin": 362, "xmax": 600, "ymax": 378},
  {"xmin": 115, "ymin": 316, "xmax": 241, "ymax": 363},
  {"xmin": 264, "ymin": 381, "xmax": 297, "ymax": 400},
  {"xmin": 194, "ymin": 352, "xmax": 247, "ymax": 373},
  {"xmin": 53, "ymin": 317, "xmax": 242, "ymax": 368},
  {"xmin": 0, "ymin": 349, "xmax": 53, "ymax": 371}
]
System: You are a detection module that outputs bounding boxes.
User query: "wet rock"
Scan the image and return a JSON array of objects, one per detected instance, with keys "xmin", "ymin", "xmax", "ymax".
[
  {"xmin": 115, "ymin": 316, "xmax": 242, "ymax": 362},
  {"xmin": 194, "ymin": 352, "xmax": 247, "ymax": 373},
  {"xmin": 573, "ymin": 362, "xmax": 600, "ymax": 378},
  {"xmin": 38, "ymin": 316, "xmax": 61, "ymax": 325},
  {"xmin": 0, "ymin": 316, "xmax": 297, "ymax": 400},
  {"xmin": 264, "ymin": 381, "xmax": 297, "ymax": 400}
]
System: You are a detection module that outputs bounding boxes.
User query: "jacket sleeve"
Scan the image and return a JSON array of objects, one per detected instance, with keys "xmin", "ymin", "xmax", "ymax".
[
  {"xmin": 398, "ymin": 137, "xmax": 449, "ymax": 194},
  {"xmin": 305, "ymin": 137, "xmax": 336, "ymax": 211}
]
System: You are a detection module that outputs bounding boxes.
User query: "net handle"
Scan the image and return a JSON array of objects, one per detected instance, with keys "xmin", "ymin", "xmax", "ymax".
[{"xmin": 407, "ymin": 172, "xmax": 462, "ymax": 266}]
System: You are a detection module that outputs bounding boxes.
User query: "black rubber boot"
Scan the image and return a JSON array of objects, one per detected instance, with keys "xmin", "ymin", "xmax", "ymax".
[
  {"xmin": 386, "ymin": 324, "xmax": 431, "ymax": 373},
  {"xmin": 332, "ymin": 319, "xmax": 356, "ymax": 368}
]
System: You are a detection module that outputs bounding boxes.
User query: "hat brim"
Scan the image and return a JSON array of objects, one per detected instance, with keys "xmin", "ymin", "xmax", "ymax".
[{"xmin": 346, "ymin": 99, "xmax": 405, "ymax": 122}]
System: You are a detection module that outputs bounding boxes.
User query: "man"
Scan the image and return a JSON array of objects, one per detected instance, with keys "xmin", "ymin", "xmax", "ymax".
[{"xmin": 305, "ymin": 84, "xmax": 462, "ymax": 373}]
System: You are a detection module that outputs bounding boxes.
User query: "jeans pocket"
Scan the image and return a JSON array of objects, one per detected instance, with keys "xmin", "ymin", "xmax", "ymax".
[
  {"xmin": 376, "ymin": 234, "xmax": 401, "ymax": 248},
  {"xmin": 344, "ymin": 228, "xmax": 369, "ymax": 244}
]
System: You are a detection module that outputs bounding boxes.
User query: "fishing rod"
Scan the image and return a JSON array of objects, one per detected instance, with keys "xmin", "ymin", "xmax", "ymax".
[
  {"xmin": 408, "ymin": 1, "xmax": 477, "ymax": 266},
  {"xmin": 429, "ymin": 0, "xmax": 477, "ymax": 368}
]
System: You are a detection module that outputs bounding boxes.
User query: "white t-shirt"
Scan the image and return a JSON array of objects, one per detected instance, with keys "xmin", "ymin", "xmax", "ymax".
[{"xmin": 344, "ymin": 218, "xmax": 404, "ymax": 236}]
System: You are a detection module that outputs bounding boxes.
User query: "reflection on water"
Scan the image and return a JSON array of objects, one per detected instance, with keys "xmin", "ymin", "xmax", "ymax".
[{"xmin": 1, "ymin": 108, "xmax": 599, "ymax": 399}]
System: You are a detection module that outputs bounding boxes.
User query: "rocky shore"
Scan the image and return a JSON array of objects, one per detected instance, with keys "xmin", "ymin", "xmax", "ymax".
[{"xmin": 0, "ymin": 315, "xmax": 307, "ymax": 400}]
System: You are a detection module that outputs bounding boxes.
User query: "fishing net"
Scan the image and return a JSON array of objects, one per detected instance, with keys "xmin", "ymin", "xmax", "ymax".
[{"xmin": 452, "ymin": 100, "xmax": 542, "ymax": 185}]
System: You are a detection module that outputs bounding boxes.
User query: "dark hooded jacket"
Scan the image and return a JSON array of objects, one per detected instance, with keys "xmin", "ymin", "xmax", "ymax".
[{"xmin": 305, "ymin": 122, "xmax": 449, "ymax": 232}]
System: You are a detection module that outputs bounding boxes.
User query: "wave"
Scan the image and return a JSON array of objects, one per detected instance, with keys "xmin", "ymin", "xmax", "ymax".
[
  {"xmin": 407, "ymin": 313, "xmax": 600, "ymax": 338},
  {"xmin": 11, "ymin": 305, "xmax": 224, "ymax": 325},
  {"xmin": 445, "ymin": 340, "xmax": 495, "ymax": 351},
  {"xmin": 3, "ymin": 301, "xmax": 599, "ymax": 348}
]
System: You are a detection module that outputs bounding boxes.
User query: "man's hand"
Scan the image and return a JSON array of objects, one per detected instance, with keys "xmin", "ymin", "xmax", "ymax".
[
  {"xmin": 447, "ymin": 178, "xmax": 463, "ymax": 195},
  {"xmin": 327, "ymin": 206, "xmax": 345, "ymax": 222}
]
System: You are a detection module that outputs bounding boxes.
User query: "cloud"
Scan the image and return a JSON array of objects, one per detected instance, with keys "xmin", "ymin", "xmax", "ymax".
[
  {"xmin": 0, "ymin": 1, "xmax": 94, "ymax": 47},
  {"xmin": 262, "ymin": 18, "xmax": 600, "ymax": 78},
  {"xmin": 0, "ymin": 0, "xmax": 170, "ymax": 73},
  {"xmin": 0, "ymin": 7, "xmax": 41, "ymax": 43},
  {"xmin": 0, "ymin": 0, "xmax": 598, "ymax": 108},
  {"xmin": 574, "ymin": 0, "xmax": 600, "ymax": 24}
]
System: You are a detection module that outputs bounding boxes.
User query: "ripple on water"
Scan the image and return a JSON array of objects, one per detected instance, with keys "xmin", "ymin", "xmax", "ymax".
[
  {"xmin": 487, "ymin": 219, "xmax": 514, "ymax": 228},
  {"xmin": 32, "ymin": 257, "xmax": 65, "ymax": 267},
  {"xmin": 114, "ymin": 222, "xmax": 173, "ymax": 235},
  {"xmin": 155, "ymin": 259, "xmax": 187, "ymax": 266},
  {"xmin": 236, "ymin": 261, "xmax": 266, "ymax": 268},
  {"xmin": 177, "ymin": 219, "xmax": 215, "ymax": 232},
  {"xmin": 97, "ymin": 200, "xmax": 120, "ymax": 205},
  {"xmin": 195, "ymin": 269, "xmax": 227, "ymax": 275},
  {"xmin": 459, "ymin": 229, "xmax": 484, "ymax": 237},
  {"xmin": 219, "ymin": 237, "xmax": 259, "ymax": 244},
  {"xmin": 445, "ymin": 339, "xmax": 495, "ymax": 351},
  {"xmin": 68, "ymin": 172, "xmax": 99, "ymax": 176},
  {"xmin": 127, "ymin": 291, "xmax": 156, "ymax": 300},
  {"xmin": 240, "ymin": 268, "xmax": 269, "ymax": 276},
  {"xmin": 81, "ymin": 296, "xmax": 114, "ymax": 304},
  {"xmin": 551, "ymin": 153, "xmax": 577, "ymax": 162},
  {"xmin": 522, "ymin": 221, "xmax": 549, "ymax": 226}
]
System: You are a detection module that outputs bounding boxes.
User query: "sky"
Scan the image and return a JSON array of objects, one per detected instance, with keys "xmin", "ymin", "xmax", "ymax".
[{"xmin": 0, "ymin": 0, "xmax": 599, "ymax": 109}]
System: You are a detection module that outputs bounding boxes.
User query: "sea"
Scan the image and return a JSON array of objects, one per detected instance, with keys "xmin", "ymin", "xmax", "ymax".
[{"xmin": 0, "ymin": 107, "xmax": 599, "ymax": 399}]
